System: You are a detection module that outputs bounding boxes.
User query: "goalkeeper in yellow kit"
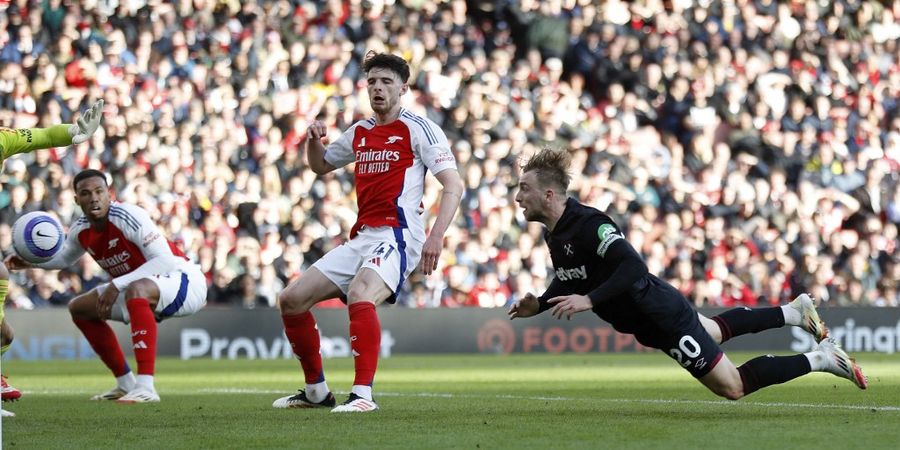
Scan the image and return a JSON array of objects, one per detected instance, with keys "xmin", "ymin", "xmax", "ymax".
[{"xmin": 0, "ymin": 99, "xmax": 104, "ymax": 417}]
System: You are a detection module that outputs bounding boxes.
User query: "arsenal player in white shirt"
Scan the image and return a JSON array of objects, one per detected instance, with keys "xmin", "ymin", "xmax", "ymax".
[
  {"xmin": 272, "ymin": 52, "xmax": 464, "ymax": 413},
  {"xmin": 5, "ymin": 169, "xmax": 207, "ymax": 403}
]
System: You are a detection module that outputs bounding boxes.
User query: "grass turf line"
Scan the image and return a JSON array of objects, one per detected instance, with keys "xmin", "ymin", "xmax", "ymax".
[{"xmin": 3, "ymin": 353, "xmax": 899, "ymax": 449}]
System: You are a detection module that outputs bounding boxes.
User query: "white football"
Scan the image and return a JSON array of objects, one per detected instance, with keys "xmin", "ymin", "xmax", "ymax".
[{"xmin": 12, "ymin": 211, "xmax": 65, "ymax": 264}]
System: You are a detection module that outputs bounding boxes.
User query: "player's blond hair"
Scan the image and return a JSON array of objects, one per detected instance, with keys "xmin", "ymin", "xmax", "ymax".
[{"xmin": 521, "ymin": 148, "xmax": 571, "ymax": 193}]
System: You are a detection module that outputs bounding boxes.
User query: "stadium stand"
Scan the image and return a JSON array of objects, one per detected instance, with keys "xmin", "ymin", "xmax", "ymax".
[{"xmin": 0, "ymin": 0, "xmax": 897, "ymax": 309}]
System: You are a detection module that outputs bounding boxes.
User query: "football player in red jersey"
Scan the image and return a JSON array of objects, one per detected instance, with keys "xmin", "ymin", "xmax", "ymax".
[
  {"xmin": 272, "ymin": 52, "xmax": 464, "ymax": 412},
  {"xmin": 5, "ymin": 169, "xmax": 207, "ymax": 403}
]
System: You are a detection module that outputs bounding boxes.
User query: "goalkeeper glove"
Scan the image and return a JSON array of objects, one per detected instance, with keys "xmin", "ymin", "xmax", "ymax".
[{"xmin": 68, "ymin": 99, "xmax": 104, "ymax": 144}]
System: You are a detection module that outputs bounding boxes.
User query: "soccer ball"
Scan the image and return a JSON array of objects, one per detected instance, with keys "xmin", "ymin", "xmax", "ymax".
[{"xmin": 12, "ymin": 211, "xmax": 65, "ymax": 264}]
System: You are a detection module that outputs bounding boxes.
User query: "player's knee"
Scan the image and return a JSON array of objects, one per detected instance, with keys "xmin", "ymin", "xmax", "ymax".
[
  {"xmin": 68, "ymin": 297, "xmax": 85, "ymax": 318},
  {"xmin": 277, "ymin": 289, "xmax": 310, "ymax": 314},
  {"xmin": 346, "ymin": 281, "xmax": 377, "ymax": 304},
  {"xmin": 123, "ymin": 279, "xmax": 156, "ymax": 301},
  {"xmin": 276, "ymin": 290, "xmax": 292, "ymax": 310}
]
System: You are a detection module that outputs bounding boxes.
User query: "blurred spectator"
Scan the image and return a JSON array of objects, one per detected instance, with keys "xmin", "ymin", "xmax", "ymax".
[{"xmin": 234, "ymin": 273, "xmax": 268, "ymax": 310}]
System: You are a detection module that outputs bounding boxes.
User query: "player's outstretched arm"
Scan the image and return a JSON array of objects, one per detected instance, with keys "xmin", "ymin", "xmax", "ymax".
[
  {"xmin": 420, "ymin": 168, "xmax": 463, "ymax": 275},
  {"xmin": 68, "ymin": 99, "xmax": 104, "ymax": 144},
  {"xmin": 508, "ymin": 293, "xmax": 540, "ymax": 320},
  {"xmin": 0, "ymin": 100, "xmax": 104, "ymax": 160}
]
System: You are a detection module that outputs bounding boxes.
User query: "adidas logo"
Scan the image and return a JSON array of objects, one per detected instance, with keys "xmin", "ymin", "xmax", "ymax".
[{"xmin": 133, "ymin": 341, "xmax": 148, "ymax": 349}]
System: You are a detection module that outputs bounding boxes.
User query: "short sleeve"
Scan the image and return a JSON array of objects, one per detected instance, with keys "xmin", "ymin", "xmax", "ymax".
[
  {"xmin": 323, "ymin": 123, "xmax": 362, "ymax": 168},
  {"xmin": 417, "ymin": 119, "xmax": 457, "ymax": 175}
]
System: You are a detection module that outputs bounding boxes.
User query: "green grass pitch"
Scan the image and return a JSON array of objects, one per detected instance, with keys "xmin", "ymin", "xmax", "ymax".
[{"xmin": 3, "ymin": 353, "xmax": 899, "ymax": 449}]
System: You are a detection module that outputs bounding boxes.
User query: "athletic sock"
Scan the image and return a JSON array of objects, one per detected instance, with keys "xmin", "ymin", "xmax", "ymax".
[
  {"xmin": 804, "ymin": 350, "xmax": 827, "ymax": 371},
  {"xmin": 73, "ymin": 318, "xmax": 130, "ymax": 376},
  {"xmin": 282, "ymin": 312, "xmax": 325, "ymax": 386},
  {"xmin": 737, "ymin": 354, "xmax": 812, "ymax": 396},
  {"xmin": 117, "ymin": 372, "xmax": 137, "ymax": 391},
  {"xmin": 305, "ymin": 381, "xmax": 330, "ymax": 403},
  {"xmin": 126, "ymin": 298, "xmax": 158, "ymax": 376},
  {"xmin": 351, "ymin": 385, "xmax": 373, "ymax": 401},
  {"xmin": 712, "ymin": 307, "xmax": 785, "ymax": 343},
  {"xmin": 136, "ymin": 374, "xmax": 155, "ymax": 391},
  {"xmin": 781, "ymin": 304, "xmax": 802, "ymax": 326},
  {"xmin": 348, "ymin": 302, "xmax": 380, "ymax": 399}
]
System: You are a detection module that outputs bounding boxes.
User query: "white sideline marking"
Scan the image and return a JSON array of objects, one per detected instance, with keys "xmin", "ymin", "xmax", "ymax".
[{"xmin": 23, "ymin": 388, "xmax": 900, "ymax": 412}]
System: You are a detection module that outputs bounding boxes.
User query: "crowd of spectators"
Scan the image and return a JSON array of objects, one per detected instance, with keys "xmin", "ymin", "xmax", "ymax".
[{"xmin": 0, "ymin": 0, "xmax": 898, "ymax": 311}]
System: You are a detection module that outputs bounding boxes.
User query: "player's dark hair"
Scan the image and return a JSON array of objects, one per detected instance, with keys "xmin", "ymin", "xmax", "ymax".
[
  {"xmin": 362, "ymin": 52, "xmax": 410, "ymax": 83},
  {"xmin": 521, "ymin": 148, "xmax": 571, "ymax": 192},
  {"xmin": 73, "ymin": 169, "xmax": 108, "ymax": 189}
]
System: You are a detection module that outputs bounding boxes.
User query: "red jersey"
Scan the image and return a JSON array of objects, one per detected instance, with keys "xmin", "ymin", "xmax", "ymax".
[
  {"xmin": 323, "ymin": 108, "xmax": 457, "ymax": 239},
  {"xmin": 38, "ymin": 202, "xmax": 193, "ymax": 291}
]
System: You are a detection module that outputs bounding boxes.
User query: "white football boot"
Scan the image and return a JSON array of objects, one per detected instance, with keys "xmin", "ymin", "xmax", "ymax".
[
  {"xmin": 273, "ymin": 390, "xmax": 336, "ymax": 409},
  {"xmin": 91, "ymin": 387, "xmax": 130, "ymax": 401},
  {"xmin": 331, "ymin": 393, "xmax": 379, "ymax": 413},
  {"xmin": 116, "ymin": 385, "xmax": 161, "ymax": 403},
  {"xmin": 816, "ymin": 338, "xmax": 868, "ymax": 389},
  {"xmin": 788, "ymin": 293, "xmax": 828, "ymax": 342}
]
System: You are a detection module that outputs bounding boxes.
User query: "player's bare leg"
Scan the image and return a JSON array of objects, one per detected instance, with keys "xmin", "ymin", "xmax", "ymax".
[
  {"xmin": 330, "ymin": 268, "xmax": 392, "ymax": 413},
  {"xmin": 273, "ymin": 268, "xmax": 343, "ymax": 409},
  {"xmin": 699, "ymin": 354, "xmax": 745, "ymax": 400},
  {"xmin": 69, "ymin": 288, "xmax": 136, "ymax": 400}
]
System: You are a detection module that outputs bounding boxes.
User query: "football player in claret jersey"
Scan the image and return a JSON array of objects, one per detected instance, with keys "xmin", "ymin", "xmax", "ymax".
[
  {"xmin": 0, "ymin": 100, "xmax": 104, "ymax": 417},
  {"xmin": 273, "ymin": 52, "xmax": 464, "ymax": 412},
  {"xmin": 509, "ymin": 148, "xmax": 867, "ymax": 400},
  {"xmin": 5, "ymin": 169, "xmax": 207, "ymax": 403}
]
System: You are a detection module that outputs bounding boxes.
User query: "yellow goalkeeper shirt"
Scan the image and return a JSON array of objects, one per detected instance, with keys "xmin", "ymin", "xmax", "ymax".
[{"xmin": 0, "ymin": 124, "xmax": 73, "ymax": 165}]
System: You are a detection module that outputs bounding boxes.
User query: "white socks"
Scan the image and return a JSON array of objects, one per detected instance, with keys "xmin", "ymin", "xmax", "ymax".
[
  {"xmin": 351, "ymin": 385, "xmax": 373, "ymax": 401},
  {"xmin": 305, "ymin": 381, "xmax": 330, "ymax": 403},
  {"xmin": 805, "ymin": 351, "xmax": 827, "ymax": 371},
  {"xmin": 306, "ymin": 382, "xmax": 371, "ymax": 402},
  {"xmin": 136, "ymin": 374, "xmax": 155, "ymax": 391},
  {"xmin": 781, "ymin": 304, "xmax": 802, "ymax": 327},
  {"xmin": 117, "ymin": 372, "xmax": 136, "ymax": 391}
]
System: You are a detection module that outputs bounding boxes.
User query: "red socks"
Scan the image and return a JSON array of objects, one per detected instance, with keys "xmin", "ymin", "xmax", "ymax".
[
  {"xmin": 282, "ymin": 312, "xmax": 325, "ymax": 383},
  {"xmin": 126, "ymin": 298, "xmax": 158, "ymax": 376},
  {"xmin": 73, "ymin": 318, "xmax": 130, "ymax": 377},
  {"xmin": 282, "ymin": 303, "xmax": 380, "ymax": 387},
  {"xmin": 348, "ymin": 302, "xmax": 380, "ymax": 386}
]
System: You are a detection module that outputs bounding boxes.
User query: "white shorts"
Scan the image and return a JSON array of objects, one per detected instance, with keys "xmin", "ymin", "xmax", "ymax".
[
  {"xmin": 106, "ymin": 264, "xmax": 208, "ymax": 324},
  {"xmin": 313, "ymin": 225, "xmax": 423, "ymax": 303}
]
